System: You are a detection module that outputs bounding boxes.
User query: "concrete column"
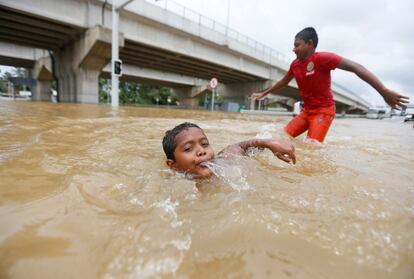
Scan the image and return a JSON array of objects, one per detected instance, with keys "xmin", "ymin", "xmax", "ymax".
[
  {"xmin": 173, "ymin": 81, "xmax": 272, "ymax": 110},
  {"xmin": 172, "ymin": 79, "xmax": 301, "ymax": 112},
  {"xmin": 75, "ymin": 68, "xmax": 101, "ymax": 103},
  {"xmin": 55, "ymin": 46, "xmax": 77, "ymax": 102},
  {"xmin": 335, "ymin": 104, "xmax": 347, "ymax": 115},
  {"xmin": 32, "ymin": 80, "xmax": 51, "ymax": 101},
  {"xmin": 250, "ymin": 97, "xmax": 255, "ymax": 110},
  {"xmin": 32, "ymin": 56, "xmax": 53, "ymax": 101},
  {"xmin": 55, "ymin": 47, "xmax": 102, "ymax": 103},
  {"xmin": 172, "ymin": 86, "xmax": 200, "ymax": 109},
  {"xmin": 54, "ymin": 25, "xmax": 124, "ymax": 104},
  {"xmin": 220, "ymin": 80, "xmax": 272, "ymax": 106}
]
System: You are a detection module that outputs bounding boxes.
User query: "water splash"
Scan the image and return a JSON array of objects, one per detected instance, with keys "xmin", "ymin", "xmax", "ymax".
[
  {"xmin": 205, "ymin": 159, "xmax": 252, "ymax": 191},
  {"xmin": 153, "ymin": 198, "xmax": 183, "ymax": 228},
  {"xmin": 255, "ymin": 123, "xmax": 279, "ymax": 139}
]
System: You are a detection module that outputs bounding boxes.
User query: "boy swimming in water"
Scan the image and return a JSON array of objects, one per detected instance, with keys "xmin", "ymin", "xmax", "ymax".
[{"xmin": 162, "ymin": 122, "xmax": 296, "ymax": 179}]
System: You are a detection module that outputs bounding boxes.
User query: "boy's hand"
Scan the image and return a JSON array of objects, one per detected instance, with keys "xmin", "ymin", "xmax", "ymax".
[
  {"xmin": 381, "ymin": 89, "xmax": 410, "ymax": 110},
  {"xmin": 266, "ymin": 140, "xmax": 296, "ymax": 164},
  {"xmin": 251, "ymin": 92, "xmax": 265, "ymax": 100}
]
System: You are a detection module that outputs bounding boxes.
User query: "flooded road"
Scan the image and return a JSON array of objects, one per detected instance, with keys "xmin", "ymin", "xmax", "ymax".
[{"xmin": 0, "ymin": 100, "xmax": 413, "ymax": 279}]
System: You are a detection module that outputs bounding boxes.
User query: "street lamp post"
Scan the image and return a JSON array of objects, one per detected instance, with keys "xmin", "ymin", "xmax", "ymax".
[
  {"xmin": 111, "ymin": 3, "xmax": 119, "ymax": 107},
  {"xmin": 111, "ymin": 0, "xmax": 135, "ymax": 108}
]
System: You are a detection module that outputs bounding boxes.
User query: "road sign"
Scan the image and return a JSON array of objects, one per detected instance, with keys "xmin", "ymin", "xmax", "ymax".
[
  {"xmin": 210, "ymin": 77, "xmax": 218, "ymax": 89},
  {"xmin": 210, "ymin": 78, "xmax": 218, "ymax": 112}
]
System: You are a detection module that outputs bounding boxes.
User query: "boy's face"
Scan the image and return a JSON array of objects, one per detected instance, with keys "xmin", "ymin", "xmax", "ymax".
[
  {"xmin": 166, "ymin": 127, "xmax": 214, "ymax": 179},
  {"xmin": 293, "ymin": 38, "xmax": 314, "ymax": 60}
]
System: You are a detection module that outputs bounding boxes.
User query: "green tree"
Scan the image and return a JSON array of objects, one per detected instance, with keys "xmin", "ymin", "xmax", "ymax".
[
  {"xmin": 99, "ymin": 78, "xmax": 111, "ymax": 103},
  {"xmin": 0, "ymin": 70, "xmax": 11, "ymax": 93},
  {"xmin": 99, "ymin": 78, "xmax": 178, "ymax": 105},
  {"xmin": 0, "ymin": 67, "xmax": 27, "ymax": 93}
]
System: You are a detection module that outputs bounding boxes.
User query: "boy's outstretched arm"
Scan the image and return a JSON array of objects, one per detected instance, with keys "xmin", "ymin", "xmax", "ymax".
[
  {"xmin": 337, "ymin": 58, "xmax": 410, "ymax": 109},
  {"xmin": 218, "ymin": 139, "xmax": 296, "ymax": 164},
  {"xmin": 251, "ymin": 73, "xmax": 294, "ymax": 100}
]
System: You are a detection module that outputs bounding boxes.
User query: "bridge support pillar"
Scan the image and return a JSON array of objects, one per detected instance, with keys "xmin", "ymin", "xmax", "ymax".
[
  {"xmin": 32, "ymin": 56, "xmax": 53, "ymax": 101},
  {"xmin": 172, "ymin": 86, "xmax": 200, "ymax": 109},
  {"xmin": 54, "ymin": 25, "xmax": 124, "ymax": 103},
  {"xmin": 173, "ymin": 81, "xmax": 274, "ymax": 110},
  {"xmin": 220, "ymin": 80, "xmax": 273, "ymax": 105},
  {"xmin": 336, "ymin": 103, "xmax": 351, "ymax": 115},
  {"xmin": 32, "ymin": 80, "xmax": 52, "ymax": 101},
  {"xmin": 55, "ymin": 59, "xmax": 102, "ymax": 103}
]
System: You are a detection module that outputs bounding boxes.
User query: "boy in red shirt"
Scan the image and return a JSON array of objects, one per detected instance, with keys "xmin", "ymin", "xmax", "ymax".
[{"xmin": 252, "ymin": 27, "xmax": 409, "ymax": 143}]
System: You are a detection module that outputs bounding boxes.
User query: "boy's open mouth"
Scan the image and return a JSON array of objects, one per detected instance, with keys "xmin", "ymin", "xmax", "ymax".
[{"xmin": 197, "ymin": 160, "xmax": 209, "ymax": 168}]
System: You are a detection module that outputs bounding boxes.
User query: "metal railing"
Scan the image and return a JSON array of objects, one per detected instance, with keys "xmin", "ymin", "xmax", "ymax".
[{"xmin": 146, "ymin": 0, "xmax": 291, "ymax": 65}]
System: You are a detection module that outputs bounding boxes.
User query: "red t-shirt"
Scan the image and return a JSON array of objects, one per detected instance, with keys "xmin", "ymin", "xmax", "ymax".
[{"xmin": 287, "ymin": 52, "xmax": 342, "ymax": 109}]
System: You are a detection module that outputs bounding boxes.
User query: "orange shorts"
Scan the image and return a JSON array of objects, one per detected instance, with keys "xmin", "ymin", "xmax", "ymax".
[{"xmin": 284, "ymin": 106, "xmax": 336, "ymax": 143}]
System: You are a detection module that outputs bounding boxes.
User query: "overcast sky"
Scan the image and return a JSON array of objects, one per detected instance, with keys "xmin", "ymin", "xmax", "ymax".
[{"xmin": 160, "ymin": 0, "xmax": 413, "ymax": 106}]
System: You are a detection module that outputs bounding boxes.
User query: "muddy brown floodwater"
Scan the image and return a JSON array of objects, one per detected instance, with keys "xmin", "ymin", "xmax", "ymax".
[{"xmin": 0, "ymin": 100, "xmax": 413, "ymax": 279}]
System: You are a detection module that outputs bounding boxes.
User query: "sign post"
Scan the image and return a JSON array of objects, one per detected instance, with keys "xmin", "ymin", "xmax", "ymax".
[
  {"xmin": 111, "ymin": 4, "xmax": 119, "ymax": 108},
  {"xmin": 210, "ymin": 77, "xmax": 218, "ymax": 112},
  {"xmin": 111, "ymin": 0, "xmax": 135, "ymax": 108}
]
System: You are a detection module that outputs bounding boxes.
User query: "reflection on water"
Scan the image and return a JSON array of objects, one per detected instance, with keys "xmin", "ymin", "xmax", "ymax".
[{"xmin": 0, "ymin": 100, "xmax": 413, "ymax": 279}]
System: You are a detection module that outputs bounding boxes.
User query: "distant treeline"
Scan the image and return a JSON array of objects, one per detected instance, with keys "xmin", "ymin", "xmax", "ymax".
[
  {"xmin": 0, "ymin": 67, "xmax": 27, "ymax": 92},
  {"xmin": 99, "ymin": 78, "xmax": 178, "ymax": 105}
]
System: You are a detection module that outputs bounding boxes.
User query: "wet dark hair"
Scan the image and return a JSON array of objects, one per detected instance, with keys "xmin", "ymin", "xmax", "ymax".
[
  {"xmin": 295, "ymin": 27, "xmax": 318, "ymax": 48},
  {"xmin": 162, "ymin": 122, "xmax": 202, "ymax": 160}
]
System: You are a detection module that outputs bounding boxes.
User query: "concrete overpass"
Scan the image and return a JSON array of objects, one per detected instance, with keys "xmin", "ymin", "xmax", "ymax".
[{"xmin": 0, "ymin": 0, "xmax": 371, "ymax": 112}]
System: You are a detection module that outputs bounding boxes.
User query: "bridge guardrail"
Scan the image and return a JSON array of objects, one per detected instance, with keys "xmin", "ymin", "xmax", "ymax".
[{"xmin": 146, "ymin": 0, "xmax": 291, "ymax": 65}]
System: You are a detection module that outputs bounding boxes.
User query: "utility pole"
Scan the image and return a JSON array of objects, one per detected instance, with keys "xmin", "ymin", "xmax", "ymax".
[
  {"xmin": 111, "ymin": 0, "xmax": 135, "ymax": 108},
  {"xmin": 111, "ymin": 3, "xmax": 119, "ymax": 107}
]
